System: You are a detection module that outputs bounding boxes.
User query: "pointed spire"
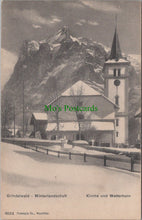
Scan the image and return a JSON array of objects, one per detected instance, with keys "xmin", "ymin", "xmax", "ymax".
[{"xmin": 109, "ymin": 16, "xmax": 122, "ymax": 60}]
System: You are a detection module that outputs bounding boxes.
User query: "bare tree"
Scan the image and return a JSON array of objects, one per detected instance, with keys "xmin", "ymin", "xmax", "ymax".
[
  {"xmin": 70, "ymin": 85, "xmax": 86, "ymax": 140},
  {"xmin": 47, "ymin": 82, "xmax": 62, "ymax": 140},
  {"xmin": 1, "ymin": 91, "xmax": 15, "ymax": 137}
]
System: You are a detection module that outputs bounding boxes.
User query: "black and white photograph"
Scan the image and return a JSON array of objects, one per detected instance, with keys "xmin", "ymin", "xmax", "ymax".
[{"xmin": 1, "ymin": 0, "xmax": 141, "ymax": 219}]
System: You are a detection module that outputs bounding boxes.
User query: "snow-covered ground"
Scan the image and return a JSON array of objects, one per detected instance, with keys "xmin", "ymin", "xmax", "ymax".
[
  {"xmin": 46, "ymin": 144, "xmax": 114, "ymax": 156},
  {"xmin": 93, "ymin": 146, "xmax": 141, "ymax": 153},
  {"xmin": 65, "ymin": 145, "xmax": 114, "ymax": 156},
  {"xmin": 107, "ymin": 147, "xmax": 140, "ymax": 153},
  {"xmin": 1, "ymin": 142, "xmax": 141, "ymax": 219}
]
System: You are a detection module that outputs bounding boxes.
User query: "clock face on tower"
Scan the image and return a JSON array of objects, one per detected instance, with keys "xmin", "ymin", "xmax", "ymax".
[{"xmin": 114, "ymin": 79, "xmax": 120, "ymax": 86}]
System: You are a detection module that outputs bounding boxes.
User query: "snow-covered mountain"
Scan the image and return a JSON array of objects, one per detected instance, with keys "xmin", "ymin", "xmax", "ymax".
[
  {"xmin": 2, "ymin": 26, "xmax": 141, "ymax": 131},
  {"xmin": 127, "ymin": 54, "xmax": 141, "ymax": 75}
]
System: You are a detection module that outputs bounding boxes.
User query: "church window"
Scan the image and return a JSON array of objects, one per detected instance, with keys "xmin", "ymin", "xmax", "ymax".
[
  {"xmin": 115, "ymin": 95, "xmax": 119, "ymax": 105},
  {"xmin": 116, "ymin": 119, "xmax": 119, "ymax": 126},
  {"xmin": 113, "ymin": 69, "xmax": 121, "ymax": 77},
  {"xmin": 116, "ymin": 132, "xmax": 119, "ymax": 137},
  {"xmin": 118, "ymin": 69, "xmax": 121, "ymax": 77},
  {"xmin": 113, "ymin": 69, "xmax": 116, "ymax": 77}
]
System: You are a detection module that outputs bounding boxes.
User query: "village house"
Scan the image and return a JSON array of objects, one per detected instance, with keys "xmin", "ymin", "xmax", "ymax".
[{"xmin": 30, "ymin": 113, "xmax": 48, "ymax": 138}]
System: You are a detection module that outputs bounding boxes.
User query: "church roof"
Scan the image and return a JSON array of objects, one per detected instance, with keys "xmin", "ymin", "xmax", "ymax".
[
  {"xmin": 61, "ymin": 80, "xmax": 100, "ymax": 96},
  {"xmin": 47, "ymin": 80, "xmax": 119, "ymax": 109},
  {"xmin": 105, "ymin": 58, "xmax": 129, "ymax": 64},
  {"xmin": 109, "ymin": 27, "xmax": 122, "ymax": 60}
]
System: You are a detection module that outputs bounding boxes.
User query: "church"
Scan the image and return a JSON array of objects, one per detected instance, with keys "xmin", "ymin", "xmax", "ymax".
[{"xmin": 46, "ymin": 25, "xmax": 130, "ymax": 147}]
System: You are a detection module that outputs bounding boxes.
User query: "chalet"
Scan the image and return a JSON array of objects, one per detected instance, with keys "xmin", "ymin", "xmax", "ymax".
[{"xmin": 30, "ymin": 113, "xmax": 48, "ymax": 138}]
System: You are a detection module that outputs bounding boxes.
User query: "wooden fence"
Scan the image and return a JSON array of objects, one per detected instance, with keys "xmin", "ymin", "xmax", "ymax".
[{"xmin": 22, "ymin": 143, "xmax": 140, "ymax": 172}]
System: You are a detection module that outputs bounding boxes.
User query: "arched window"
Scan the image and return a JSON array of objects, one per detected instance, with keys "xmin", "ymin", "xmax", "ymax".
[
  {"xmin": 113, "ymin": 69, "xmax": 121, "ymax": 77},
  {"xmin": 116, "ymin": 132, "xmax": 119, "ymax": 137},
  {"xmin": 113, "ymin": 69, "xmax": 116, "ymax": 77},
  {"xmin": 118, "ymin": 69, "xmax": 121, "ymax": 77},
  {"xmin": 116, "ymin": 119, "xmax": 119, "ymax": 126},
  {"xmin": 115, "ymin": 95, "xmax": 119, "ymax": 105}
]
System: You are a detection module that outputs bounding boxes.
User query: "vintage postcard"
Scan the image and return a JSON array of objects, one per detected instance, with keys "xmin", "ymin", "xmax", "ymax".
[{"xmin": 1, "ymin": 0, "xmax": 141, "ymax": 219}]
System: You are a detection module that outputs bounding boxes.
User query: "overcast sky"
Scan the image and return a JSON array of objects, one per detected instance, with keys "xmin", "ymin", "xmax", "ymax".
[{"xmin": 1, "ymin": 0, "xmax": 141, "ymax": 87}]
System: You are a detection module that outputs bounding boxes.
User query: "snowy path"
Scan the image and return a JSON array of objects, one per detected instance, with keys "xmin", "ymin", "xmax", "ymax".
[{"xmin": 1, "ymin": 142, "xmax": 141, "ymax": 219}]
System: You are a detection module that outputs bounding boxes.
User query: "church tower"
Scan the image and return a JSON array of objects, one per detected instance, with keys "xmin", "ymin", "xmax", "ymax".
[{"xmin": 104, "ymin": 25, "xmax": 130, "ymax": 145}]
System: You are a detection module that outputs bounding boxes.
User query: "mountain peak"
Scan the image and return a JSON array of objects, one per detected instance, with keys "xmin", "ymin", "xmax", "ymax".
[
  {"xmin": 47, "ymin": 26, "xmax": 71, "ymax": 45},
  {"xmin": 60, "ymin": 25, "xmax": 70, "ymax": 34},
  {"xmin": 57, "ymin": 25, "xmax": 71, "ymax": 41}
]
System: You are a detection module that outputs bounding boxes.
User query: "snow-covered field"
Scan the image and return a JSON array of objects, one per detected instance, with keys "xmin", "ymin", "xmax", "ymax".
[
  {"xmin": 47, "ymin": 144, "xmax": 114, "ymax": 156},
  {"xmin": 103, "ymin": 146, "xmax": 140, "ymax": 153},
  {"xmin": 1, "ymin": 142, "xmax": 141, "ymax": 219}
]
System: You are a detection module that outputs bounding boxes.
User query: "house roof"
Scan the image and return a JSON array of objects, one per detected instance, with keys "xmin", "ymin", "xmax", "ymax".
[
  {"xmin": 32, "ymin": 113, "xmax": 48, "ymax": 121},
  {"xmin": 46, "ymin": 121, "xmax": 114, "ymax": 132}
]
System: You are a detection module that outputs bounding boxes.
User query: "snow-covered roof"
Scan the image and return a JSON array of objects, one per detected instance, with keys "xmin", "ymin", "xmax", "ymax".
[
  {"xmin": 47, "ymin": 122, "xmax": 79, "ymax": 131},
  {"xmin": 47, "ymin": 80, "xmax": 118, "ymax": 108},
  {"xmin": 105, "ymin": 59, "xmax": 129, "ymax": 64},
  {"xmin": 103, "ymin": 112, "xmax": 115, "ymax": 119},
  {"xmin": 46, "ymin": 121, "xmax": 114, "ymax": 131},
  {"xmin": 62, "ymin": 80, "xmax": 100, "ymax": 96},
  {"xmin": 85, "ymin": 80, "xmax": 104, "ymax": 94},
  {"xmin": 33, "ymin": 113, "xmax": 48, "ymax": 121},
  {"xmin": 101, "ymin": 94, "xmax": 119, "ymax": 108}
]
